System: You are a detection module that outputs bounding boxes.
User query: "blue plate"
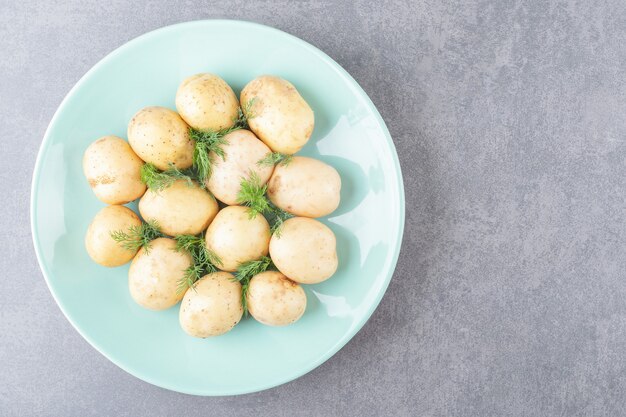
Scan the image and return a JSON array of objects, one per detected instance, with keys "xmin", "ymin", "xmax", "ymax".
[{"xmin": 31, "ymin": 20, "xmax": 405, "ymax": 395}]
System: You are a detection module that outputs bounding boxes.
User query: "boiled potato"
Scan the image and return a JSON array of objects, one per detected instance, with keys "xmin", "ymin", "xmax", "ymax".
[
  {"xmin": 83, "ymin": 136, "xmax": 146, "ymax": 205},
  {"xmin": 247, "ymin": 271, "xmax": 306, "ymax": 326},
  {"xmin": 270, "ymin": 217, "xmax": 338, "ymax": 284},
  {"xmin": 175, "ymin": 73, "xmax": 240, "ymax": 131},
  {"xmin": 268, "ymin": 156, "xmax": 340, "ymax": 217},
  {"xmin": 127, "ymin": 106, "xmax": 194, "ymax": 170},
  {"xmin": 206, "ymin": 129, "xmax": 274, "ymax": 205},
  {"xmin": 179, "ymin": 272, "xmax": 243, "ymax": 337},
  {"xmin": 85, "ymin": 205, "xmax": 142, "ymax": 267},
  {"xmin": 241, "ymin": 75, "xmax": 314, "ymax": 154},
  {"xmin": 205, "ymin": 206, "xmax": 270, "ymax": 272},
  {"xmin": 138, "ymin": 179, "xmax": 218, "ymax": 236},
  {"xmin": 128, "ymin": 237, "xmax": 192, "ymax": 310}
]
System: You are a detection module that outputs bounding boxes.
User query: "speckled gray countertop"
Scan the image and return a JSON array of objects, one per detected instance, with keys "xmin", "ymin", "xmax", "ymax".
[{"xmin": 2, "ymin": 1, "xmax": 626, "ymax": 416}]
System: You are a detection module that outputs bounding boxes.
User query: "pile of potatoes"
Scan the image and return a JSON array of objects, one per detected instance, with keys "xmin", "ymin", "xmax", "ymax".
[{"xmin": 83, "ymin": 74, "xmax": 341, "ymax": 337}]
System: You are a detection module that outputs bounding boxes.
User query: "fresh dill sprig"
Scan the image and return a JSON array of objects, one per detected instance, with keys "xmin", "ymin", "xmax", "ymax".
[
  {"xmin": 265, "ymin": 201, "xmax": 294, "ymax": 236},
  {"xmin": 110, "ymin": 219, "xmax": 163, "ymax": 253},
  {"xmin": 234, "ymin": 107, "xmax": 248, "ymax": 129},
  {"xmin": 190, "ymin": 128, "xmax": 229, "ymax": 184},
  {"xmin": 140, "ymin": 163, "xmax": 194, "ymax": 191},
  {"xmin": 237, "ymin": 98, "xmax": 257, "ymax": 129},
  {"xmin": 234, "ymin": 256, "xmax": 273, "ymax": 315},
  {"xmin": 174, "ymin": 234, "xmax": 223, "ymax": 294},
  {"xmin": 235, "ymin": 256, "xmax": 272, "ymax": 283},
  {"xmin": 177, "ymin": 264, "xmax": 204, "ymax": 295},
  {"xmin": 257, "ymin": 152, "xmax": 293, "ymax": 167},
  {"xmin": 236, "ymin": 173, "xmax": 293, "ymax": 233},
  {"xmin": 236, "ymin": 172, "xmax": 270, "ymax": 218},
  {"xmin": 243, "ymin": 98, "xmax": 257, "ymax": 117}
]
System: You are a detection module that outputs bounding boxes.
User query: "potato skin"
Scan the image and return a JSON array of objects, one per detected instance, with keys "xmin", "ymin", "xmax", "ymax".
[
  {"xmin": 247, "ymin": 271, "xmax": 307, "ymax": 326},
  {"xmin": 127, "ymin": 106, "xmax": 194, "ymax": 170},
  {"xmin": 138, "ymin": 179, "xmax": 218, "ymax": 236},
  {"xmin": 205, "ymin": 206, "xmax": 270, "ymax": 272},
  {"xmin": 268, "ymin": 156, "xmax": 340, "ymax": 217},
  {"xmin": 269, "ymin": 217, "xmax": 338, "ymax": 284},
  {"xmin": 83, "ymin": 136, "xmax": 146, "ymax": 205},
  {"xmin": 85, "ymin": 205, "xmax": 142, "ymax": 267},
  {"xmin": 128, "ymin": 238, "xmax": 192, "ymax": 310},
  {"xmin": 175, "ymin": 73, "xmax": 240, "ymax": 131},
  {"xmin": 241, "ymin": 76, "xmax": 314, "ymax": 154},
  {"xmin": 207, "ymin": 129, "xmax": 274, "ymax": 205},
  {"xmin": 179, "ymin": 272, "xmax": 243, "ymax": 337}
]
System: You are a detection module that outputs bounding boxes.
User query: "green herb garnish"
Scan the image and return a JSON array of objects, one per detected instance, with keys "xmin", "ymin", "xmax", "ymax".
[
  {"xmin": 265, "ymin": 202, "xmax": 293, "ymax": 236},
  {"xmin": 110, "ymin": 219, "xmax": 163, "ymax": 253},
  {"xmin": 236, "ymin": 172, "xmax": 270, "ymax": 218},
  {"xmin": 189, "ymin": 128, "xmax": 229, "ymax": 184},
  {"xmin": 140, "ymin": 163, "xmax": 194, "ymax": 191},
  {"xmin": 174, "ymin": 234, "xmax": 223, "ymax": 294},
  {"xmin": 238, "ymin": 98, "xmax": 257, "ymax": 129},
  {"xmin": 236, "ymin": 173, "xmax": 293, "ymax": 234},
  {"xmin": 257, "ymin": 152, "xmax": 293, "ymax": 167},
  {"xmin": 234, "ymin": 256, "xmax": 273, "ymax": 315}
]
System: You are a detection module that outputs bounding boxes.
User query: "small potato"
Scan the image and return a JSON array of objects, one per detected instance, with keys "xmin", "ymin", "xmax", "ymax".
[
  {"xmin": 139, "ymin": 179, "xmax": 218, "ymax": 236},
  {"xmin": 241, "ymin": 75, "xmax": 314, "ymax": 154},
  {"xmin": 207, "ymin": 129, "xmax": 274, "ymax": 205},
  {"xmin": 268, "ymin": 156, "xmax": 341, "ymax": 217},
  {"xmin": 127, "ymin": 106, "xmax": 194, "ymax": 170},
  {"xmin": 128, "ymin": 238, "xmax": 192, "ymax": 310},
  {"xmin": 179, "ymin": 272, "xmax": 243, "ymax": 337},
  {"xmin": 85, "ymin": 205, "xmax": 142, "ymax": 267},
  {"xmin": 83, "ymin": 136, "xmax": 146, "ymax": 205},
  {"xmin": 205, "ymin": 206, "xmax": 270, "ymax": 272},
  {"xmin": 247, "ymin": 271, "xmax": 307, "ymax": 326},
  {"xmin": 270, "ymin": 217, "xmax": 338, "ymax": 284},
  {"xmin": 175, "ymin": 73, "xmax": 239, "ymax": 131}
]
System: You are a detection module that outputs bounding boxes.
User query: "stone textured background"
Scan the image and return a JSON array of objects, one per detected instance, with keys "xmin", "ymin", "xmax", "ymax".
[{"xmin": 2, "ymin": 1, "xmax": 626, "ymax": 416}]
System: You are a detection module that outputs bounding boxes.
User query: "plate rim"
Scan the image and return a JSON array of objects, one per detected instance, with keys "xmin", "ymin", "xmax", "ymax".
[{"xmin": 30, "ymin": 19, "xmax": 406, "ymax": 396}]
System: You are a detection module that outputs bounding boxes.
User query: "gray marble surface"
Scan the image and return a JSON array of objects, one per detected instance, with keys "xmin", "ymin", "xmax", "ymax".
[{"xmin": 2, "ymin": 1, "xmax": 626, "ymax": 416}]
